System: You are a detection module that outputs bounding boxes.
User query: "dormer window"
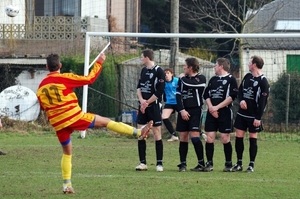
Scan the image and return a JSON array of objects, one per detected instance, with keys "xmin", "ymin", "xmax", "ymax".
[{"xmin": 274, "ymin": 20, "xmax": 300, "ymax": 32}]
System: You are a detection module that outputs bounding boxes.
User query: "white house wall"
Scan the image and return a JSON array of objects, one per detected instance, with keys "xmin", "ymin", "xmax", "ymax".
[
  {"xmin": 0, "ymin": 1, "xmax": 107, "ymax": 24},
  {"xmin": 242, "ymin": 50, "xmax": 300, "ymax": 82},
  {"xmin": 110, "ymin": 0, "xmax": 126, "ymax": 31},
  {"xmin": 81, "ymin": 0, "xmax": 107, "ymax": 19},
  {"xmin": 16, "ymin": 70, "xmax": 48, "ymax": 92}
]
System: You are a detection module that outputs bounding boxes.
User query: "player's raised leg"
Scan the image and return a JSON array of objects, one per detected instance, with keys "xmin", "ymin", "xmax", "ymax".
[{"xmin": 94, "ymin": 115, "xmax": 153, "ymax": 138}]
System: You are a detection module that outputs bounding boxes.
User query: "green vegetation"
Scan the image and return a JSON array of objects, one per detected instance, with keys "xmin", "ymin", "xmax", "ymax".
[
  {"xmin": 0, "ymin": 129, "xmax": 299, "ymax": 199},
  {"xmin": 185, "ymin": 47, "xmax": 218, "ymax": 62},
  {"xmin": 269, "ymin": 72, "xmax": 300, "ymax": 124},
  {"xmin": 0, "ymin": 66, "xmax": 23, "ymax": 91}
]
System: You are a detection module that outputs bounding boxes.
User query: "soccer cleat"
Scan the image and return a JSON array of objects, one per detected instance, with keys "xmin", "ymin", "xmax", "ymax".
[
  {"xmin": 63, "ymin": 186, "xmax": 75, "ymax": 194},
  {"xmin": 139, "ymin": 120, "xmax": 153, "ymax": 140},
  {"xmin": 223, "ymin": 162, "xmax": 233, "ymax": 172},
  {"xmin": 200, "ymin": 132, "xmax": 207, "ymax": 141},
  {"xmin": 223, "ymin": 165, "xmax": 233, "ymax": 172},
  {"xmin": 190, "ymin": 164, "xmax": 205, "ymax": 172},
  {"xmin": 135, "ymin": 163, "xmax": 148, "ymax": 171},
  {"xmin": 177, "ymin": 163, "xmax": 187, "ymax": 172},
  {"xmin": 246, "ymin": 166, "xmax": 254, "ymax": 173},
  {"xmin": 156, "ymin": 165, "xmax": 164, "ymax": 172},
  {"xmin": 231, "ymin": 164, "xmax": 243, "ymax": 172},
  {"xmin": 0, "ymin": 150, "xmax": 6, "ymax": 155},
  {"xmin": 167, "ymin": 135, "xmax": 179, "ymax": 142},
  {"xmin": 223, "ymin": 166, "xmax": 232, "ymax": 172},
  {"xmin": 203, "ymin": 162, "xmax": 213, "ymax": 172}
]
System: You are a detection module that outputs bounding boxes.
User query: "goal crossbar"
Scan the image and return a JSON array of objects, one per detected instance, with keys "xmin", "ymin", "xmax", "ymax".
[{"xmin": 85, "ymin": 32, "xmax": 300, "ymax": 38}]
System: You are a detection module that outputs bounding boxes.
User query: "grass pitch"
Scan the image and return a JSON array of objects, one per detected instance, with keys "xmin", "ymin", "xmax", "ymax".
[{"xmin": 0, "ymin": 131, "xmax": 299, "ymax": 199}]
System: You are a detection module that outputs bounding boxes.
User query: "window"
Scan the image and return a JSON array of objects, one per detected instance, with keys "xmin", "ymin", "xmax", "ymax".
[
  {"xmin": 35, "ymin": 0, "xmax": 81, "ymax": 16},
  {"xmin": 274, "ymin": 20, "xmax": 300, "ymax": 32}
]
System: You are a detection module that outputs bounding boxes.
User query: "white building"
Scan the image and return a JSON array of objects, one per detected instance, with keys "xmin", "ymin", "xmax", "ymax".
[{"xmin": 243, "ymin": 0, "xmax": 300, "ymax": 82}]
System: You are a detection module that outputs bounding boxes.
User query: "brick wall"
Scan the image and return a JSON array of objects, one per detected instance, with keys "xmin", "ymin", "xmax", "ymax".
[{"xmin": 0, "ymin": 38, "xmax": 86, "ymax": 57}]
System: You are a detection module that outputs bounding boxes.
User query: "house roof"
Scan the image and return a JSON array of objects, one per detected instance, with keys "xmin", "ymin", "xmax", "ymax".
[{"xmin": 243, "ymin": 0, "xmax": 300, "ymax": 50}]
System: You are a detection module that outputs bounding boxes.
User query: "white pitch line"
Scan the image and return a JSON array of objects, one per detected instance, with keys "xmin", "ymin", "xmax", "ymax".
[
  {"xmin": 2, "ymin": 144, "xmax": 137, "ymax": 149},
  {"xmin": 2, "ymin": 144, "xmax": 299, "ymax": 156},
  {"xmin": 1, "ymin": 171, "xmax": 298, "ymax": 184}
]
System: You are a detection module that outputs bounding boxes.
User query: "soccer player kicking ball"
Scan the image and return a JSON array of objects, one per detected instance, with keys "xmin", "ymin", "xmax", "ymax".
[{"xmin": 37, "ymin": 53, "xmax": 152, "ymax": 194}]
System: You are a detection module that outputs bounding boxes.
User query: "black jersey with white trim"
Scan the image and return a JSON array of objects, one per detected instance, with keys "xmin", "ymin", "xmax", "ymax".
[
  {"xmin": 203, "ymin": 74, "xmax": 238, "ymax": 107},
  {"xmin": 237, "ymin": 73, "xmax": 270, "ymax": 120},
  {"xmin": 176, "ymin": 73, "xmax": 206, "ymax": 111},
  {"xmin": 137, "ymin": 65, "xmax": 165, "ymax": 103}
]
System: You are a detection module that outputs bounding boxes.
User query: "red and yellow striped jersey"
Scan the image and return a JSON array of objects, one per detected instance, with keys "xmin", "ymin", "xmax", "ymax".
[{"xmin": 37, "ymin": 61, "xmax": 103, "ymax": 131}]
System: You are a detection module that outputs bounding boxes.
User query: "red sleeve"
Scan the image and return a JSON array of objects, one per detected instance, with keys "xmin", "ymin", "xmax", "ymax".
[{"xmin": 50, "ymin": 61, "xmax": 103, "ymax": 89}]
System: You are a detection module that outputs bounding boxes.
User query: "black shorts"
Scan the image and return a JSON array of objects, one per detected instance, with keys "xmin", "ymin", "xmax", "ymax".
[
  {"xmin": 137, "ymin": 103, "xmax": 162, "ymax": 127},
  {"xmin": 234, "ymin": 113, "xmax": 263, "ymax": 132},
  {"xmin": 163, "ymin": 104, "xmax": 179, "ymax": 113},
  {"xmin": 176, "ymin": 107, "xmax": 202, "ymax": 132},
  {"xmin": 205, "ymin": 108, "xmax": 233, "ymax": 133}
]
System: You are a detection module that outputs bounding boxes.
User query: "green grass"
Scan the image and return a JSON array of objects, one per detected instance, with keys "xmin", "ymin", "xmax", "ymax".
[{"xmin": 0, "ymin": 131, "xmax": 300, "ymax": 199}]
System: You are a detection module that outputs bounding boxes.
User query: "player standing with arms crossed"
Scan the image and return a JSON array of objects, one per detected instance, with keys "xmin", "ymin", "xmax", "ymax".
[
  {"xmin": 37, "ymin": 53, "xmax": 152, "ymax": 194},
  {"xmin": 135, "ymin": 49, "xmax": 165, "ymax": 172},
  {"xmin": 232, "ymin": 55, "xmax": 269, "ymax": 173},
  {"xmin": 203, "ymin": 58, "xmax": 238, "ymax": 172},
  {"xmin": 176, "ymin": 58, "xmax": 206, "ymax": 172}
]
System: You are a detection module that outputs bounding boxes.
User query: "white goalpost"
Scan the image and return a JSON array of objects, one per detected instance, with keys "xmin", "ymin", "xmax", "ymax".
[{"xmin": 79, "ymin": 32, "xmax": 300, "ymax": 138}]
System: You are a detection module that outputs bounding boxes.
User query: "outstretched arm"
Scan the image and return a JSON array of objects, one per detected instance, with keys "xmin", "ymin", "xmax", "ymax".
[{"xmin": 60, "ymin": 53, "xmax": 106, "ymax": 88}]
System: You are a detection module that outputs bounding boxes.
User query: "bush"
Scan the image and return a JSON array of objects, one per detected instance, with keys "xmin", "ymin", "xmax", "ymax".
[{"xmin": 270, "ymin": 71, "xmax": 300, "ymax": 124}]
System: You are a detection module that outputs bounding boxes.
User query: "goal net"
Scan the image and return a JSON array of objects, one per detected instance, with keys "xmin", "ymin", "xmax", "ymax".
[{"xmin": 81, "ymin": 32, "xmax": 300, "ymax": 137}]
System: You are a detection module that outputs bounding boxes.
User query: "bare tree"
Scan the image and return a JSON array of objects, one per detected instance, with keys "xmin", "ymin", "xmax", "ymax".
[{"xmin": 180, "ymin": 0, "xmax": 286, "ymax": 79}]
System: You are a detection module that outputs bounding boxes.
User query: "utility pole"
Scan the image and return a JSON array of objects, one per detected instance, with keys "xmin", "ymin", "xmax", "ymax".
[
  {"xmin": 285, "ymin": 74, "xmax": 290, "ymax": 131},
  {"xmin": 167, "ymin": 0, "xmax": 180, "ymax": 132},
  {"xmin": 170, "ymin": 0, "xmax": 179, "ymax": 73}
]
